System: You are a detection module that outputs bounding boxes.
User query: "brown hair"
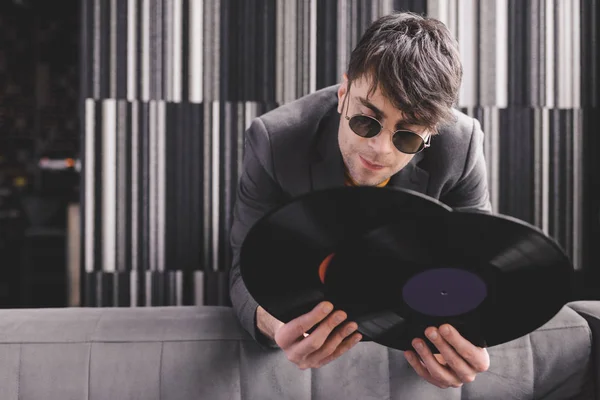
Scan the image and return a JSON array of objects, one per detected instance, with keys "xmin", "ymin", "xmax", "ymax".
[{"xmin": 346, "ymin": 12, "xmax": 463, "ymax": 132}]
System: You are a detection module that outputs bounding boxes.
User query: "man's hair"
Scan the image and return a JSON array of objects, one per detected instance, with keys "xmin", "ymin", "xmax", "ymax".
[{"xmin": 346, "ymin": 12, "xmax": 463, "ymax": 132}]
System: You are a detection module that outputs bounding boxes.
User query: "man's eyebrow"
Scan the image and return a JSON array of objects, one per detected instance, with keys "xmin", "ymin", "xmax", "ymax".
[
  {"xmin": 357, "ymin": 96, "xmax": 421, "ymax": 130},
  {"xmin": 357, "ymin": 97, "xmax": 386, "ymax": 118}
]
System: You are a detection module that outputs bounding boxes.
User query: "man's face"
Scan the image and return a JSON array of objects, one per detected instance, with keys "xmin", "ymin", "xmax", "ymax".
[{"xmin": 336, "ymin": 75, "xmax": 430, "ymax": 186}]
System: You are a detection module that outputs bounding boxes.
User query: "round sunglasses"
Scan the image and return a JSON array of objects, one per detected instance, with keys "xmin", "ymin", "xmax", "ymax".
[{"xmin": 344, "ymin": 114, "xmax": 431, "ymax": 155}]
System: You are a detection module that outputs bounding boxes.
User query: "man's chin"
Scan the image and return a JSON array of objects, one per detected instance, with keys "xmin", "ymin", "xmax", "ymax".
[
  {"xmin": 347, "ymin": 164, "xmax": 389, "ymax": 186},
  {"xmin": 351, "ymin": 175, "xmax": 387, "ymax": 187}
]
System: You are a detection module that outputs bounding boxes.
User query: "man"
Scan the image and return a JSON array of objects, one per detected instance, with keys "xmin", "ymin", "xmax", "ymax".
[{"xmin": 229, "ymin": 12, "xmax": 492, "ymax": 389}]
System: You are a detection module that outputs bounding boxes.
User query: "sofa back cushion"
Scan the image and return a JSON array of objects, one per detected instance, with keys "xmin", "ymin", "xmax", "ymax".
[{"xmin": 0, "ymin": 305, "xmax": 593, "ymax": 399}]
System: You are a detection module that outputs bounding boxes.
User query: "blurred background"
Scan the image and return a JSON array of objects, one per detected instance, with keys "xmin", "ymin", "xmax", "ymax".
[{"xmin": 0, "ymin": 0, "xmax": 598, "ymax": 309}]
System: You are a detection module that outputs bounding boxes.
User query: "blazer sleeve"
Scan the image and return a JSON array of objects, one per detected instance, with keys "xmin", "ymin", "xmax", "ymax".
[
  {"xmin": 229, "ymin": 116, "xmax": 288, "ymax": 348},
  {"xmin": 440, "ymin": 117, "xmax": 493, "ymax": 214}
]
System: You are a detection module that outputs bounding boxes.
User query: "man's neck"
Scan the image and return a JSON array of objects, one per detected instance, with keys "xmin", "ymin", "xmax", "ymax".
[{"xmin": 344, "ymin": 169, "xmax": 390, "ymax": 187}]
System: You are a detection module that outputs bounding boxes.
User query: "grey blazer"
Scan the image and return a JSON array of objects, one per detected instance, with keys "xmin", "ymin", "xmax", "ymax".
[{"xmin": 229, "ymin": 84, "xmax": 492, "ymax": 345}]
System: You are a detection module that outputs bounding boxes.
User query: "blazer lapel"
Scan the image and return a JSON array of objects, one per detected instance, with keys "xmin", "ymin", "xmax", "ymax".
[
  {"xmin": 387, "ymin": 151, "xmax": 430, "ymax": 195},
  {"xmin": 310, "ymin": 110, "xmax": 346, "ymax": 191}
]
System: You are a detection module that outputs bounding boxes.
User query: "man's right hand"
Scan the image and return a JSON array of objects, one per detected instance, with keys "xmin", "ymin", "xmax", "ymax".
[{"xmin": 257, "ymin": 301, "xmax": 363, "ymax": 369}]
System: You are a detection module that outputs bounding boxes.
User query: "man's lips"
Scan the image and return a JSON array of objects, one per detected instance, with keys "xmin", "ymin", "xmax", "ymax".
[{"xmin": 359, "ymin": 155, "xmax": 384, "ymax": 170}]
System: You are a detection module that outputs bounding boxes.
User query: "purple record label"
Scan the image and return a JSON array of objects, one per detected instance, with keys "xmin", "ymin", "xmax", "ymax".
[{"xmin": 401, "ymin": 268, "xmax": 488, "ymax": 317}]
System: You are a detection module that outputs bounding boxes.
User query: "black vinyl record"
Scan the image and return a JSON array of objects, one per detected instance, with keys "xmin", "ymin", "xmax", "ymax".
[{"xmin": 239, "ymin": 186, "xmax": 574, "ymax": 352}]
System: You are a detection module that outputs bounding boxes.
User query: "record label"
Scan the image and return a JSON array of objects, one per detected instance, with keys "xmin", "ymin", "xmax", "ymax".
[{"xmin": 401, "ymin": 268, "xmax": 488, "ymax": 317}]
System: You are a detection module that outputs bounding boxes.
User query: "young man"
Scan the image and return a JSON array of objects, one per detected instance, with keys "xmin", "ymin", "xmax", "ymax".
[{"xmin": 229, "ymin": 12, "xmax": 492, "ymax": 389}]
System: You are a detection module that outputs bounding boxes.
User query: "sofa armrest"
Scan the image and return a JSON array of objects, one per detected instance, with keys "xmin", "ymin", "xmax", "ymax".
[{"xmin": 567, "ymin": 301, "xmax": 600, "ymax": 399}]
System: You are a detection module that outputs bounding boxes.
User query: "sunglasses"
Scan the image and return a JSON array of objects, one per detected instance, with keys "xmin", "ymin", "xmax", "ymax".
[{"xmin": 345, "ymin": 113, "xmax": 431, "ymax": 154}]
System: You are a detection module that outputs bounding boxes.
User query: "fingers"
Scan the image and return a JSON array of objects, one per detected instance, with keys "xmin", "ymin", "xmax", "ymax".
[
  {"xmin": 285, "ymin": 310, "xmax": 351, "ymax": 367},
  {"xmin": 437, "ymin": 324, "xmax": 490, "ymax": 373},
  {"xmin": 275, "ymin": 302, "xmax": 334, "ymax": 349},
  {"xmin": 411, "ymin": 338, "xmax": 464, "ymax": 388},
  {"xmin": 425, "ymin": 327, "xmax": 477, "ymax": 384},
  {"xmin": 314, "ymin": 331, "xmax": 363, "ymax": 368},
  {"xmin": 403, "ymin": 351, "xmax": 450, "ymax": 389},
  {"xmin": 303, "ymin": 321, "xmax": 360, "ymax": 367},
  {"xmin": 291, "ymin": 310, "xmax": 349, "ymax": 357},
  {"xmin": 434, "ymin": 353, "xmax": 448, "ymax": 366},
  {"xmin": 275, "ymin": 302, "xmax": 364, "ymax": 370},
  {"xmin": 404, "ymin": 325, "xmax": 491, "ymax": 389}
]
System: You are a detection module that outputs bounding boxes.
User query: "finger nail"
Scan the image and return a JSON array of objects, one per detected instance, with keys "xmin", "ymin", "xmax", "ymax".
[
  {"xmin": 441, "ymin": 326, "xmax": 450, "ymax": 335},
  {"xmin": 428, "ymin": 330, "xmax": 438, "ymax": 340},
  {"xmin": 415, "ymin": 342, "xmax": 423, "ymax": 350},
  {"xmin": 405, "ymin": 352, "xmax": 412, "ymax": 361},
  {"xmin": 322, "ymin": 303, "xmax": 333, "ymax": 313},
  {"xmin": 354, "ymin": 334, "xmax": 362, "ymax": 343},
  {"xmin": 335, "ymin": 312, "xmax": 345, "ymax": 323}
]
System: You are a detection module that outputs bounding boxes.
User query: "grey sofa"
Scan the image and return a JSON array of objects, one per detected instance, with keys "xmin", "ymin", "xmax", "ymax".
[{"xmin": 0, "ymin": 301, "xmax": 598, "ymax": 400}]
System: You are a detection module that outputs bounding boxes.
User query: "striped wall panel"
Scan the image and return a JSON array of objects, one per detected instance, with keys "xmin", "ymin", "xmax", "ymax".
[{"xmin": 81, "ymin": 0, "xmax": 600, "ymax": 307}]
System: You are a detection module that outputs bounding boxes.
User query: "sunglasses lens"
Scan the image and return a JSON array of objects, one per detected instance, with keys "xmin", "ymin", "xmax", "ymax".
[
  {"xmin": 349, "ymin": 115, "xmax": 380, "ymax": 138},
  {"xmin": 392, "ymin": 130, "xmax": 424, "ymax": 154}
]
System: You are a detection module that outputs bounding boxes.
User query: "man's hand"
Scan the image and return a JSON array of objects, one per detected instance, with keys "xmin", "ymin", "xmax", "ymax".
[
  {"xmin": 403, "ymin": 324, "xmax": 490, "ymax": 389},
  {"xmin": 257, "ymin": 301, "xmax": 362, "ymax": 369}
]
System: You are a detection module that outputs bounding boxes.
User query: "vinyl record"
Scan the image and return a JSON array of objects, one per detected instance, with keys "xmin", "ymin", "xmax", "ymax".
[
  {"xmin": 240, "ymin": 186, "xmax": 451, "ymax": 323},
  {"xmin": 239, "ymin": 186, "xmax": 574, "ymax": 352},
  {"xmin": 322, "ymin": 211, "xmax": 574, "ymax": 351}
]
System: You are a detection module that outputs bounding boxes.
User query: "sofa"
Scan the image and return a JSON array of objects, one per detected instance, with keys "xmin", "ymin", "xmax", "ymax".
[{"xmin": 0, "ymin": 301, "xmax": 598, "ymax": 400}]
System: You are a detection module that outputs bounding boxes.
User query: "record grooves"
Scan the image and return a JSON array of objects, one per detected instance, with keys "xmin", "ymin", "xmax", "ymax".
[{"xmin": 240, "ymin": 186, "xmax": 574, "ymax": 352}]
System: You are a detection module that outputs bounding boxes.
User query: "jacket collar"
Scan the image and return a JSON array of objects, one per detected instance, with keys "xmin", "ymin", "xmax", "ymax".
[{"xmin": 309, "ymin": 108, "xmax": 429, "ymax": 194}]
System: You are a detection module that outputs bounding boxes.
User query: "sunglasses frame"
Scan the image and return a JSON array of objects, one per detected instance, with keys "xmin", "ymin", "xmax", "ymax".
[
  {"xmin": 344, "ymin": 114, "xmax": 431, "ymax": 154},
  {"xmin": 342, "ymin": 86, "xmax": 431, "ymax": 155}
]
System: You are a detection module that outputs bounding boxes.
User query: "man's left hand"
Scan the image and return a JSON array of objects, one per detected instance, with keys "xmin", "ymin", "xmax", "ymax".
[{"xmin": 403, "ymin": 324, "xmax": 490, "ymax": 389}]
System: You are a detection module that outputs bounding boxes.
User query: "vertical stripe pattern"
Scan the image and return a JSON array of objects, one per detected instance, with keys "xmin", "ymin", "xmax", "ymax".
[{"xmin": 81, "ymin": 0, "xmax": 600, "ymax": 306}]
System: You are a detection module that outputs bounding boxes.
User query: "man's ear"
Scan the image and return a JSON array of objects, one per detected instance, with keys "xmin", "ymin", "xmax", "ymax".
[{"xmin": 337, "ymin": 73, "xmax": 349, "ymax": 114}]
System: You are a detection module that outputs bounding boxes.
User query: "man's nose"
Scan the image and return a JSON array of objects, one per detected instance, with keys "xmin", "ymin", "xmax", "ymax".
[{"xmin": 367, "ymin": 129, "xmax": 395, "ymax": 154}]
